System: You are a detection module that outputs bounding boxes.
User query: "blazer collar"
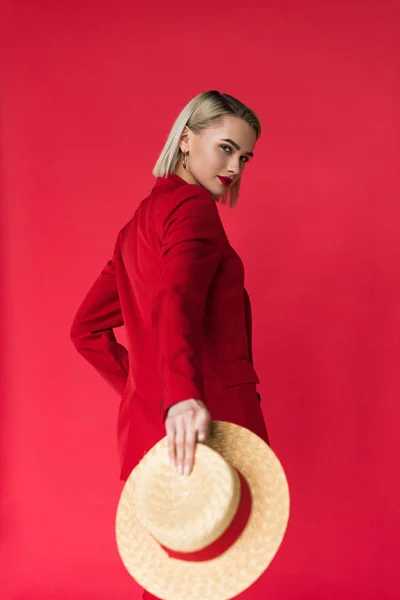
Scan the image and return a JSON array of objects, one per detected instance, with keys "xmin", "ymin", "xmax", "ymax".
[{"xmin": 153, "ymin": 173, "xmax": 187, "ymax": 190}]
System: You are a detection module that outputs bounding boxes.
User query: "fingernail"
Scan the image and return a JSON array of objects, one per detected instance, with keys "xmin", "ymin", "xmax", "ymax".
[
  {"xmin": 184, "ymin": 465, "xmax": 190, "ymax": 476},
  {"xmin": 178, "ymin": 464, "xmax": 183, "ymax": 475}
]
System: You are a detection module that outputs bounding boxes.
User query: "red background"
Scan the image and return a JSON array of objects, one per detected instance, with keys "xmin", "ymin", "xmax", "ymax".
[{"xmin": 1, "ymin": 1, "xmax": 399, "ymax": 598}]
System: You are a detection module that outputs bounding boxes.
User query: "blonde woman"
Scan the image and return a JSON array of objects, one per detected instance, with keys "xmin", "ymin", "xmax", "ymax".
[{"xmin": 70, "ymin": 90, "xmax": 269, "ymax": 600}]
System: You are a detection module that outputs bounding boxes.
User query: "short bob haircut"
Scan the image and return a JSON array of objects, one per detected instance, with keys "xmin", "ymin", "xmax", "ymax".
[{"xmin": 152, "ymin": 90, "xmax": 261, "ymax": 209}]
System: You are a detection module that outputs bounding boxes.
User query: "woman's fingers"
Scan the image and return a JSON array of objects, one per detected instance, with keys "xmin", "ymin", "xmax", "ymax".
[
  {"xmin": 196, "ymin": 415, "xmax": 211, "ymax": 444},
  {"xmin": 165, "ymin": 399, "xmax": 211, "ymax": 476},
  {"xmin": 166, "ymin": 419, "xmax": 177, "ymax": 467},
  {"xmin": 175, "ymin": 416, "xmax": 186, "ymax": 474},
  {"xmin": 183, "ymin": 422, "xmax": 196, "ymax": 475}
]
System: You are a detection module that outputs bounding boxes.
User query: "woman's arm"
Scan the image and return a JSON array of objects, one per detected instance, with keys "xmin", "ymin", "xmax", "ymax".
[
  {"xmin": 70, "ymin": 258, "xmax": 129, "ymax": 397},
  {"xmin": 153, "ymin": 186, "xmax": 223, "ymax": 423}
]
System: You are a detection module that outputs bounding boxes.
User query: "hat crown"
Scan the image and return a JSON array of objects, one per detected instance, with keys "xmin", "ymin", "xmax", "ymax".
[{"xmin": 133, "ymin": 443, "xmax": 242, "ymax": 553}]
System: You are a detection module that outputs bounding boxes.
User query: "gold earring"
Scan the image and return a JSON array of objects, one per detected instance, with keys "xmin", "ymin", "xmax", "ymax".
[{"xmin": 183, "ymin": 152, "xmax": 188, "ymax": 169}]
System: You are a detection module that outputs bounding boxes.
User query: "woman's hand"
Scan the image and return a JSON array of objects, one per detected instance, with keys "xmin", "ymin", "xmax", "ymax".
[{"xmin": 165, "ymin": 399, "xmax": 211, "ymax": 476}]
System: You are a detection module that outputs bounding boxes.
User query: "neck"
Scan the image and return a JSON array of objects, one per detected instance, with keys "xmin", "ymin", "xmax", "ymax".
[
  {"xmin": 172, "ymin": 163, "xmax": 218, "ymax": 201},
  {"xmin": 173, "ymin": 162, "xmax": 197, "ymax": 186}
]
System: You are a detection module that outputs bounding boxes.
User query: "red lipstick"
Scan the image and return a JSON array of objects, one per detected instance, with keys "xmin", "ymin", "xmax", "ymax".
[{"xmin": 218, "ymin": 176, "xmax": 233, "ymax": 187}]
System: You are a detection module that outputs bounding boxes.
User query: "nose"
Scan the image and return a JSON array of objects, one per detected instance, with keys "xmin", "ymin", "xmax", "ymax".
[{"xmin": 228, "ymin": 157, "xmax": 242, "ymax": 176}]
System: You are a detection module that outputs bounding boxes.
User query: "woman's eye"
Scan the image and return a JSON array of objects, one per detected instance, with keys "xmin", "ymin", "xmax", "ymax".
[{"xmin": 221, "ymin": 145, "xmax": 250, "ymax": 164}]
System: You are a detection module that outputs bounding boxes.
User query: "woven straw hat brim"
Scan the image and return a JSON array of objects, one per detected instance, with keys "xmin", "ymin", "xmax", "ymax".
[{"xmin": 115, "ymin": 421, "xmax": 290, "ymax": 600}]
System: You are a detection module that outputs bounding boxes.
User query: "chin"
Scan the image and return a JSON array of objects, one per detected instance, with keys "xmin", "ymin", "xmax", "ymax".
[
  {"xmin": 213, "ymin": 182, "xmax": 229, "ymax": 196},
  {"xmin": 217, "ymin": 187, "xmax": 229, "ymax": 199},
  {"xmin": 198, "ymin": 178, "xmax": 228, "ymax": 200},
  {"xmin": 213, "ymin": 190, "xmax": 228, "ymax": 202}
]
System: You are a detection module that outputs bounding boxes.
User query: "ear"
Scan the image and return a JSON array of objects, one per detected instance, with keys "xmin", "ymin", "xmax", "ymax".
[{"xmin": 179, "ymin": 125, "xmax": 192, "ymax": 153}]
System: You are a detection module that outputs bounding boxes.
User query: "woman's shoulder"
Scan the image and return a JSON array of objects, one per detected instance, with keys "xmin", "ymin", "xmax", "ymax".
[
  {"xmin": 153, "ymin": 173, "xmax": 211, "ymax": 198},
  {"xmin": 153, "ymin": 174, "xmax": 217, "ymax": 219}
]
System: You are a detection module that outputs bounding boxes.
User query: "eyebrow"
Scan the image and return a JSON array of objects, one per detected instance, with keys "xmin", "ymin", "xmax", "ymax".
[{"xmin": 220, "ymin": 138, "xmax": 254, "ymax": 157}]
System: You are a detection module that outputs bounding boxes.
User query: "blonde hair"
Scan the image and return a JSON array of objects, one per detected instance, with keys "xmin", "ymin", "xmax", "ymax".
[{"xmin": 152, "ymin": 91, "xmax": 261, "ymax": 209}]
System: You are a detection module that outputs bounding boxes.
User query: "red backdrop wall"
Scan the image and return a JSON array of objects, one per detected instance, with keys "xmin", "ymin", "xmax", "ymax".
[{"xmin": 1, "ymin": 1, "xmax": 399, "ymax": 598}]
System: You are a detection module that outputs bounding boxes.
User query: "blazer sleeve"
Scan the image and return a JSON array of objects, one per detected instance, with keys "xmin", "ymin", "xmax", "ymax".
[
  {"xmin": 153, "ymin": 186, "xmax": 223, "ymax": 422},
  {"xmin": 70, "ymin": 258, "xmax": 129, "ymax": 397}
]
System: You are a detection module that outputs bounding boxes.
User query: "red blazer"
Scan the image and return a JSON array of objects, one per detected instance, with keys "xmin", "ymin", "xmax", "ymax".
[{"xmin": 70, "ymin": 173, "xmax": 264, "ymax": 479}]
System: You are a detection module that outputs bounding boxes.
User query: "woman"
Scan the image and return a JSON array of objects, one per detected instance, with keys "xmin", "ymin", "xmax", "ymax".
[{"xmin": 70, "ymin": 90, "xmax": 269, "ymax": 599}]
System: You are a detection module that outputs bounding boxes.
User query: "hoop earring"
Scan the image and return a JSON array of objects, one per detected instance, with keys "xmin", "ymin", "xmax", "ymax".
[{"xmin": 183, "ymin": 152, "xmax": 188, "ymax": 169}]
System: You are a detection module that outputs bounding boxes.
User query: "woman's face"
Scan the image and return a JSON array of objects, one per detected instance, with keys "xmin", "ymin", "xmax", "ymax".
[{"xmin": 177, "ymin": 115, "xmax": 257, "ymax": 198}]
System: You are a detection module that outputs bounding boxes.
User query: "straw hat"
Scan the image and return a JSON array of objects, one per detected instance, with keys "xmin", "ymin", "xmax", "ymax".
[{"xmin": 115, "ymin": 420, "xmax": 290, "ymax": 600}]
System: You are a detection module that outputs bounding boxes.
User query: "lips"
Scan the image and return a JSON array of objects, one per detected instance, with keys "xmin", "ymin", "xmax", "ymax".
[{"xmin": 218, "ymin": 176, "xmax": 233, "ymax": 187}]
